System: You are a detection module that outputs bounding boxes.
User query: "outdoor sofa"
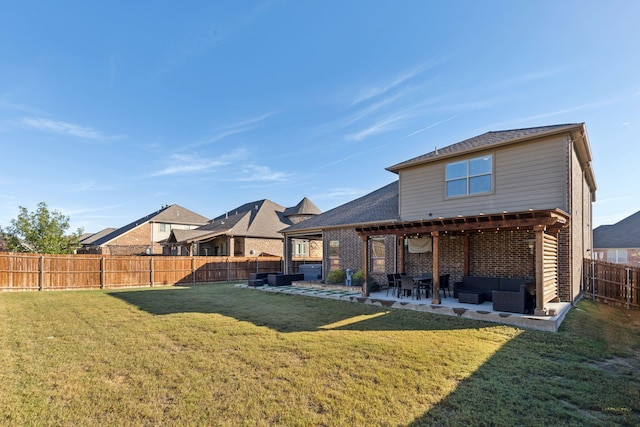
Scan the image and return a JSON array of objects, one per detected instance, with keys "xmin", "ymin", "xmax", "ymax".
[
  {"xmin": 454, "ymin": 276, "xmax": 534, "ymax": 313},
  {"xmin": 267, "ymin": 273, "xmax": 305, "ymax": 287},
  {"xmin": 248, "ymin": 272, "xmax": 281, "ymax": 287}
]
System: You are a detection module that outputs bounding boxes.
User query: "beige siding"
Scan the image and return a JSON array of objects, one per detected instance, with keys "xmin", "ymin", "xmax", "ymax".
[
  {"xmin": 399, "ymin": 135, "xmax": 569, "ymax": 221},
  {"xmin": 568, "ymin": 141, "xmax": 594, "ymax": 301}
]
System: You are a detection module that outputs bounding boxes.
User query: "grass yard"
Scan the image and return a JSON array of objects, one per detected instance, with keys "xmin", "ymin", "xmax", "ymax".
[{"xmin": 1, "ymin": 283, "xmax": 639, "ymax": 426}]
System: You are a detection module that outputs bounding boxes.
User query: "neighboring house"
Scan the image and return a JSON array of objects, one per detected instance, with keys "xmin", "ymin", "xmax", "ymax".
[
  {"xmin": 78, "ymin": 205, "xmax": 210, "ymax": 255},
  {"xmin": 593, "ymin": 210, "xmax": 640, "ymax": 267},
  {"xmin": 165, "ymin": 198, "xmax": 321, "ymax": 257},
  {"xmin": 282, "ymin": 123, "xmax": 596, "ymax": 316},
  {"xmin": 79, "ymin": 228, "xmax": 117, "ymax": 251}
]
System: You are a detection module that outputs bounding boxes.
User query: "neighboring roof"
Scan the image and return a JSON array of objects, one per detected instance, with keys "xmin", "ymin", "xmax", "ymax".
[
  {"xmin": 593, "ymin": 211, "xmax": 640, "ymax": 249},
  {"xmin": 89, "ymin": 204, "xmax": 210, "ymax": 246},
  {"xmin": 284, "ymin": 197, "xmax": 321, "ymax": 217},
  {"xmin": 283, "ymin": 181, "xmax": 399, "ymax": 234},
  {"xmin": 387, "ymin": 123, "xmax": 583, "ymax": 172},
  {"xmin": 80, "ymin": 228, "xmax": 117, "ymax": 245},
  {"xmin": 170, "ymin": 199, "xmax": 295, "ymax": 244}
]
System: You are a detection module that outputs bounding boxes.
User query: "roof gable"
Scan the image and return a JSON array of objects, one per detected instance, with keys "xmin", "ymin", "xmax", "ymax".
[
  {"xmin": 90, "ymin": 204, "xmax": 209, "ymax": 246},
  {"xmin": 386, "ymin": 123, "xmax": 583, "ymax": 172}
]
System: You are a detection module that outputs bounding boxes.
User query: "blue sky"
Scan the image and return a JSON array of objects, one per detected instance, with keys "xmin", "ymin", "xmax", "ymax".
[{"xmin": 1, "ymin": 1, "xmax": 638, "ymax": 233}]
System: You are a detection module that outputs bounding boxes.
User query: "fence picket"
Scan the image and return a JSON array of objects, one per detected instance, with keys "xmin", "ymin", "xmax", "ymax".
[
  {"xmin": 583, "ymin": 258, "xmax": 640, "ymax": 309},
  {"xmin": 0, "ymin": 253, "xmax": 292, "ymax": 291}
]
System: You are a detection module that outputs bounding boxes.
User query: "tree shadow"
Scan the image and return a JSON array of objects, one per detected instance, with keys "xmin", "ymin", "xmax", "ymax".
[{"xmin": 107, "ymin": 283, "xmax": 494, "ymax": 333}]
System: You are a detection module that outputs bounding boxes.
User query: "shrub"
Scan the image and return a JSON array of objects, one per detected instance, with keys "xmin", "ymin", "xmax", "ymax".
[
  {"xmin": 326, "ymin": 269, "xmax": 346, "ymax": 284},
  {"xmin": 352, "ymin": 270, "xmax": 364, "ymax": 286}
]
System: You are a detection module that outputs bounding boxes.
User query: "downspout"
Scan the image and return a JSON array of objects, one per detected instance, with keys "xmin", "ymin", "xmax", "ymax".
[{"xmin": 567, "ymin": 136, "xmax": 574, "ymax": 304}]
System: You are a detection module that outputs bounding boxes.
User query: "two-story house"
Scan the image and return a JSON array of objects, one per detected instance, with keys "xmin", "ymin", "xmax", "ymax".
[
  {"xmin": 79, "ymin": 204, "xmax": 210, "ymax": 255},
  {"xmin": 282, "ymin": 123, "xmax": 596, "ymax": 316},
  {"xmin": 165, "ymin": 198, "xmax": 321, "ymax": 257}
]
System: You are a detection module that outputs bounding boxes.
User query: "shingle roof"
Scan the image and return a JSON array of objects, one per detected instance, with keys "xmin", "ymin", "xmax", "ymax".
[
  {"xmin": 172, "ymin": 199, "xmax": 299, "ymax": 244},
  {"xmin": 283, "ymin": 181, "xmax": 399, "ymax": 233},
  {"xmin": 80, "ymin": 228, "xmax": 117, "ymax": 245},
  {"xmin": 90, "ymin": 204, "xmax": 209, "ymax": 246},
  {"xmin": 593, "ymin": 211, "xmax": 640, "ymax": 248},
  {"xmin": 284, "ymin": 197, "xmax": 321, "ymax": 217},
  {"xmin": 387, "ymin": 123, "xmax": 583, "ymax": 172}
]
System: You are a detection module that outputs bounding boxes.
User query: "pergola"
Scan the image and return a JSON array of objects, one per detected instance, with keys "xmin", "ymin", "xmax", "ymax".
[{"xmin": 355, "ymin": 209, "xmax": 570, "ymax": 316}]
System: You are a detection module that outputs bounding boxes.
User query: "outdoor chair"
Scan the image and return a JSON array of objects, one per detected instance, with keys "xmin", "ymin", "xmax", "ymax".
[
  {"xmin": 400, "ymin": 276, "xmax": 418, "ymax": 299},
  {"xmin": 386, "ymin": 274, "xmax": 398, "ymax": 297},
  {"xmin": 439, "ymin": 274, "xmax": 451, "ymax": 298}
]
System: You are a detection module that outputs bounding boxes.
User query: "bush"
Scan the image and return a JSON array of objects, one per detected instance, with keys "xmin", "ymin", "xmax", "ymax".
[
  {"xmin": 326, "ymin": 269, "xmax": 346, "ymax": 284},
  {"xmin": 352, "ymin": 270, "xmax": 364, "ymax": 286}
]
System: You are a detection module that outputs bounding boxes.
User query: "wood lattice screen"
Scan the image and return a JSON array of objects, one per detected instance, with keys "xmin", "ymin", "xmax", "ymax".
[{"xmin": 542, "ymin": 232, "xmax": 558, "ymax": 303}]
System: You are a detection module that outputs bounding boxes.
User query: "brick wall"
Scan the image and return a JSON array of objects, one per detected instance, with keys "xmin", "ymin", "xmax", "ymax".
[
  {"xmin": 402, "ymin": 230, "xmax": 534, "ymax": 284},
  {"xmin": 244, "ymin": 237, "xmax": 284, "ymax": 257}
]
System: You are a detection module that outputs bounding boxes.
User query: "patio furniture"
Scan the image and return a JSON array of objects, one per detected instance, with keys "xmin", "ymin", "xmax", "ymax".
[
  {"xmin": 439, "ymin": 274, "xmax": 451, "ymax": 298},
  {"xmin": 267, "ymin": 273, "xmax": 305, "ymax": 286},
  {"xmin": 386, "ymin": 274, "xmax": 399, "ymax": 297},
  {"xmin": 399, "ymin": 276, "xmax": 417, "ymax": 299},
  {"xmin": 415, "ymin": 274, "xmax": 432, "ymax": 299},
  {"xmin": 492, "ymin": 281, "xmax": 535, "ymax": 314},
  {"xmin": 453, "ymin": 276, "xmax": 531, "ymax": 303},
  {"xmin": 248, "ymin": 272, "xmax": 281, "ymax": 287},
  {"xmin": 458, "ymin": 289, "xmax": 484, "ymax": 304}
]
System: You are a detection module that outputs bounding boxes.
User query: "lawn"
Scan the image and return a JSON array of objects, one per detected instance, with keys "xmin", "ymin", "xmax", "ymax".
[{"xmin": 0, "ymin": 283, "xmax": 639, "ymax": 426}]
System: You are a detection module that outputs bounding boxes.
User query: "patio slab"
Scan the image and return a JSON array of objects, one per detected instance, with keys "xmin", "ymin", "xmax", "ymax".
[{"xmin": 237, "ymin": 283, "xmax": 571, "ymax": 332}]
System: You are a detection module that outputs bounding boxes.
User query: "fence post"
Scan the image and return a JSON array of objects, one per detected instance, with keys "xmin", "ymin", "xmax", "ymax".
[
  {"xmin": 626, "ymin": 267, "xmax": 631, "ymax": 309},
  {"xmin": 100, "ymin": 257, "xmax": 105, "ymax": 289},
  {"xmin": 39, "ymin": 255, "xmax": 44, "ymax": 291},
  {"xmin": 591, "ymin": 260, "xmax": 596, "ymax": 300},
  {"xmin": 150, "ymin": 257, "xmax": 154, "ymax": 287}
]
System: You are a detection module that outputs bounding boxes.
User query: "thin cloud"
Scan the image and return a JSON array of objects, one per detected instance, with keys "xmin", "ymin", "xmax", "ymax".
[
  {"xmin": 150, "ymin": 149, "xmax": 248, "ymax": 177},
  {"xmin": 20, "ymin": 117, "xmax": 123, "ymax": 141},
  {"xmin": 151, "ymin": 154, "xmax": 227, "ymax": 177},
  {"xmin": 351, "ymin": 63, "xmax": 433, "ymax": 106},
  {"xmin": 235, "ymin": 164, "xmax": 290, "ymax": 182},
  {"xmin": 402, "ymin": 115, "xmax": 461, "ymax": 139},
  {"xmin": 345, "ymin": 115, "xmax": 403, "ymax": 142},
  {"xmin": 185, "ymin": 112, "xmax": 276, "ymax": 150},
  {"xmin": 313, "ymin": 187, "xmax": 363, "ymax": 201}
]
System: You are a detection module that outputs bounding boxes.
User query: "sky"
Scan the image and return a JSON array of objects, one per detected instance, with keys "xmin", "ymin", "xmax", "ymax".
[{"xmin": 0, "ymin": 1, "xmax": 639, "ymax": 234}]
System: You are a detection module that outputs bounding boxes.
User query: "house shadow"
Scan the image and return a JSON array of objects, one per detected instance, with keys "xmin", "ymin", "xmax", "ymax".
[
  {"xmin": 404, "ymin": 325, "xmax": 639, "ymax": 426},
  {"xmin": 107, "ymin": 284, "xmax": 495, "ymax": 334}
]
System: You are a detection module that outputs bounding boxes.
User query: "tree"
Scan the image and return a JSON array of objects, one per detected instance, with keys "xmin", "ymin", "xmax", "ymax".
[{"xmin": 2, "ymin": 202, "xmax": 84, "ymax": 254}]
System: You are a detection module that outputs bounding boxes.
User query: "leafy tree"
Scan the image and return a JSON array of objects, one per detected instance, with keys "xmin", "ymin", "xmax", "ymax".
[{"xmin": 2, "ymin": 202, "xmax": 83, "ymax": 254}]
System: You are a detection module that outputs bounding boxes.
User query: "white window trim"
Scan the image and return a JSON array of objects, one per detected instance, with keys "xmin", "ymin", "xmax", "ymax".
[{"xmin": 445, "ymin": 154, "xmax": 494, "ymax": 198}]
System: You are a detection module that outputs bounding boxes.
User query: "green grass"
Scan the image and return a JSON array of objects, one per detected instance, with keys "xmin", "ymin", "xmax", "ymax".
[{"xmin": 0, "ymin": 283, "xmax": 639, "ymax": 426}]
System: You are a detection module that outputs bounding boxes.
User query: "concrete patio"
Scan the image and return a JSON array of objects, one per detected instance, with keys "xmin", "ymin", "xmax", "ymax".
[{"xmin": 238, "ymin": 282, "xmax": 572, "ymax": 332}]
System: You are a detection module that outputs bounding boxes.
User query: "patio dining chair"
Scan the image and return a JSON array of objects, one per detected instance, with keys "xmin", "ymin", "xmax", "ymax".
[
  {"xmin": 400, "ymin": 276, "xmax": 418, "ymax": 299},
  {"xmin": 386, "ymin": 274, "xmax": 398, "ymax": 297},
  {"xmin": 439, "ymin": 274, "xmax": 451, "ymax": 298}
]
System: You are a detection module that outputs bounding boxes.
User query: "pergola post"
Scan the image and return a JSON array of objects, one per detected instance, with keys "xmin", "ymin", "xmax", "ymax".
[
  {"xmin": 361, "ymin": 235, "xmax": 369, "ymax": 296},
  {"xmin": 431, "ymin": 231, "xmax": 441, "ymax": 304},
  {"xmin": 463, "ymin": 233, "xmax": 470, "ymax": 277},
  {"xmin": 533, "ymin": 225, "xmax": 547, "ymax": 316},
  {"xmin": 398, "ymin": 236, "xmax": 405, "ymax": 274}
]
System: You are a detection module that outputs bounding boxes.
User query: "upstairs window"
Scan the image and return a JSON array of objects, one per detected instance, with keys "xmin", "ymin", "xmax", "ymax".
[{"xmin": 446, "ymin": 155, "xmax": 492, "ymax": 197}]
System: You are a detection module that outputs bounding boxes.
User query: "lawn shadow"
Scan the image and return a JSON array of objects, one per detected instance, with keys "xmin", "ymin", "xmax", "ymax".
[
  {"xmin": 107, "ymin": 283, "xmax": 495, "ymax": 333},
  {"xmin": 406, "ymin": 314, "xmax": 640, "ymax": 426}
]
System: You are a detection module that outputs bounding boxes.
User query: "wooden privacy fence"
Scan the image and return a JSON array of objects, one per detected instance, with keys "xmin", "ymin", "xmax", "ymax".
[
  {"xmin": 0, "ymin": 253, "xmax": 284, "ymax": 291},
  {"xmin": 583, "ymin": 258, "xmax": 640, "ymax": 309}
]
